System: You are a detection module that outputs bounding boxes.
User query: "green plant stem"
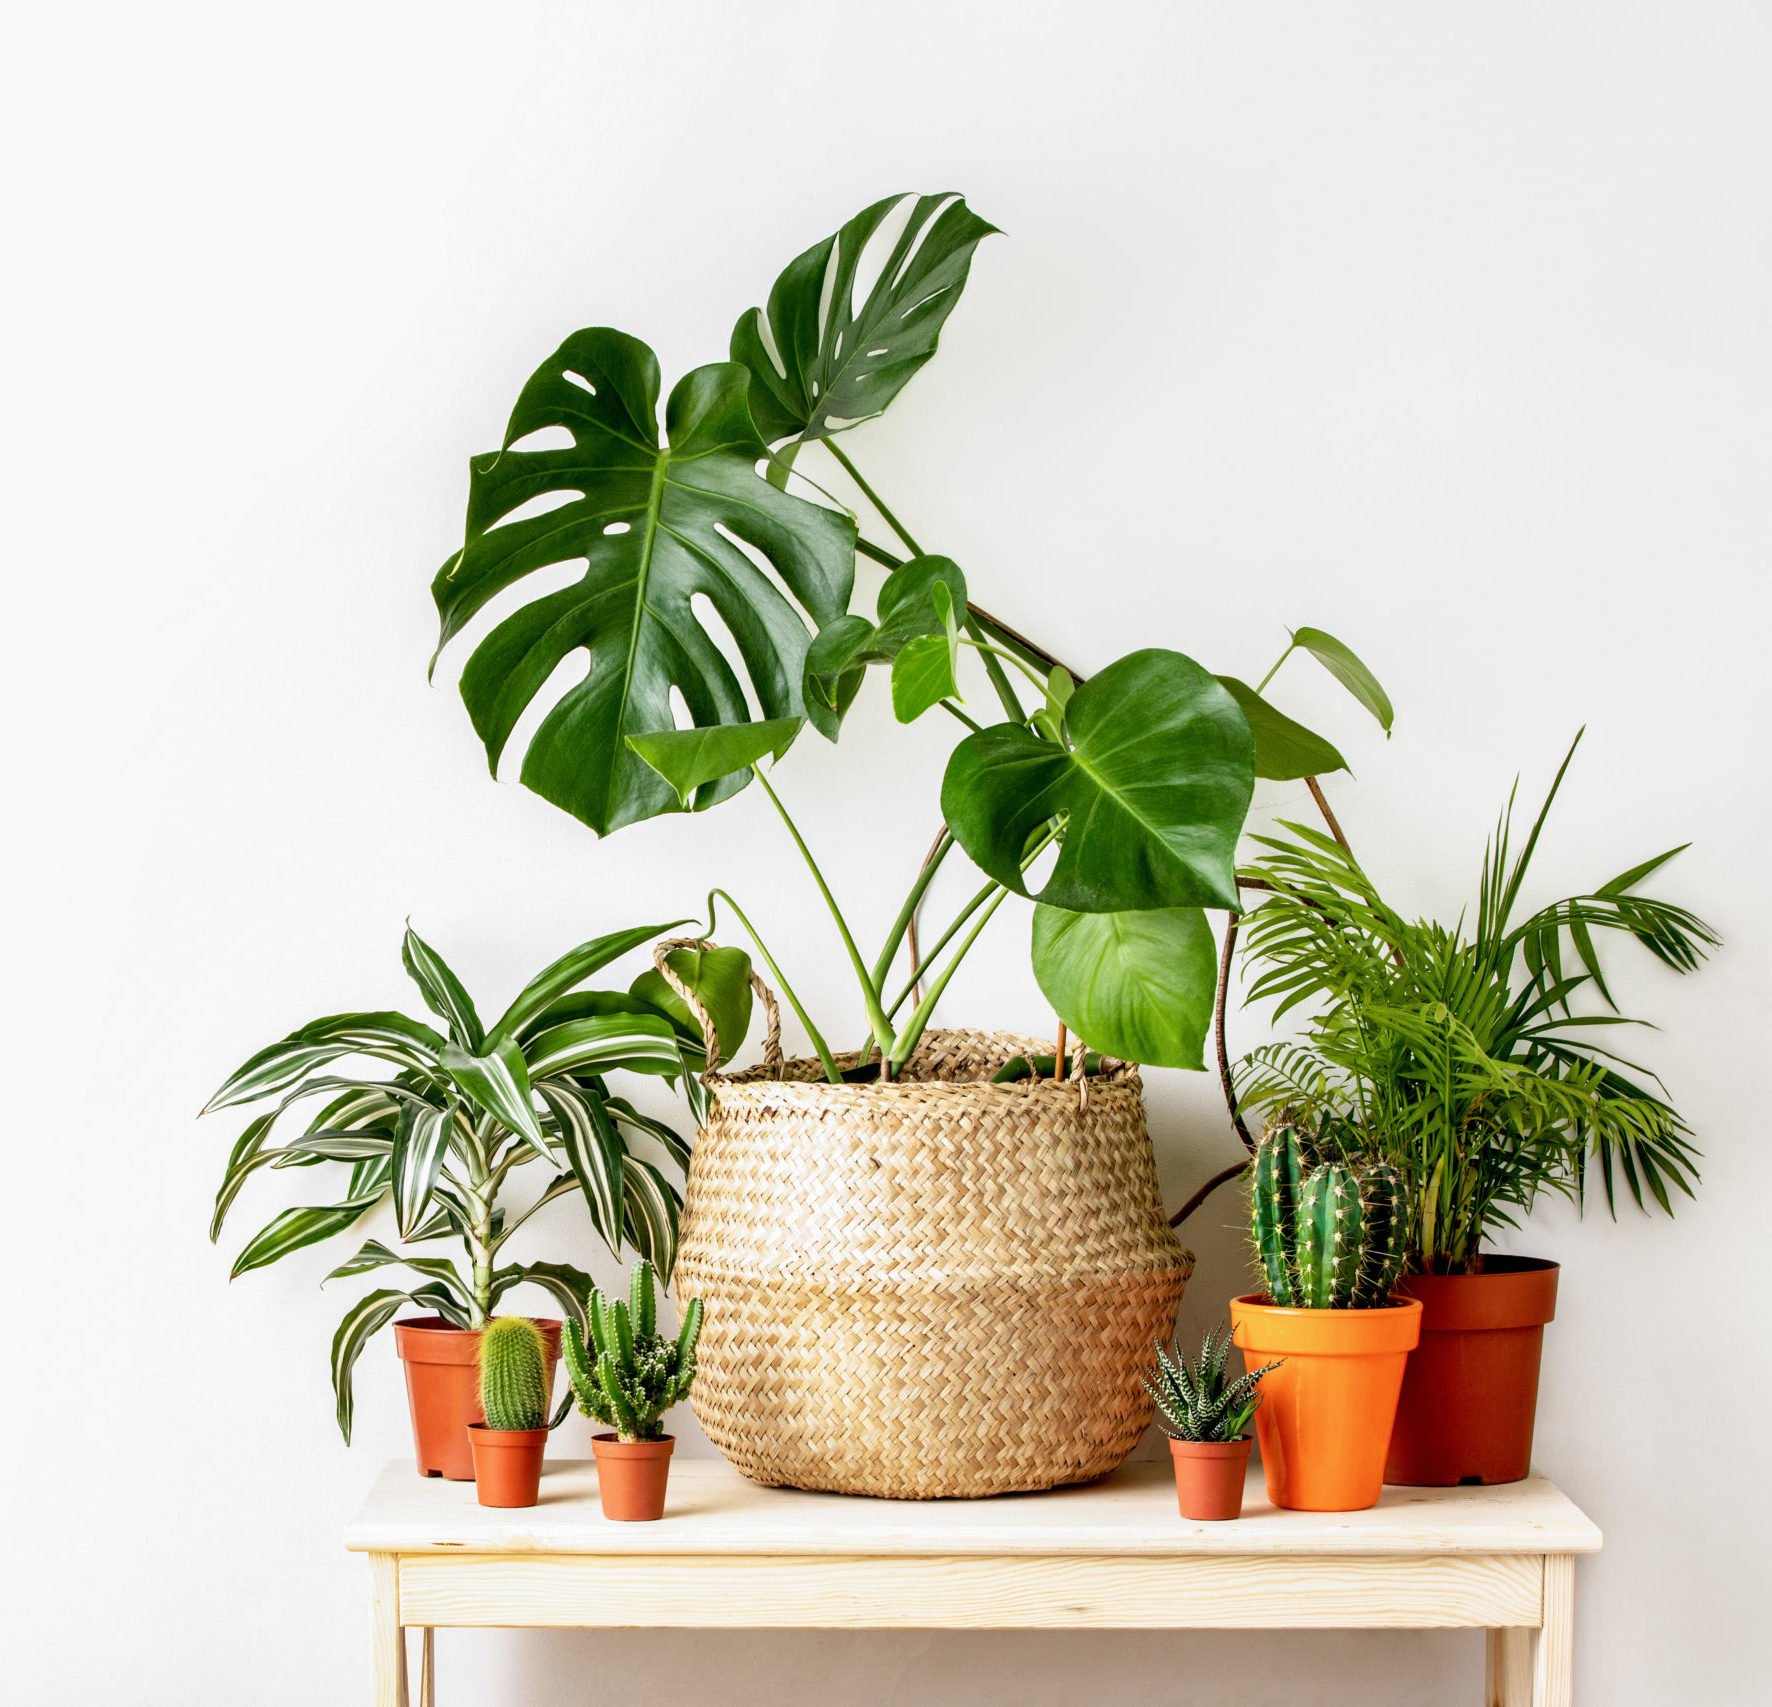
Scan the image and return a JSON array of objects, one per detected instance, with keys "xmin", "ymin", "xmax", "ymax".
[
  {"xmin": 826, "ymin": 440, "xmax": 924, "ymax": 555},
  {"xmin": 706, "ymin": 887, "xmax": 842, "ymax": 1083},
  {"xmin": 884, "ymin": 874, "xmax": 999, "ymax": 1020},
  {"xmin": 871, "ymin": 830, "xmax": 955, "ymax": 990},
  {"xmin": 958, "ymin": 635, "xmax": 1049, "ymax": 696},
  {"xmin": 1256, "ymin": 640, "xmax": 1297, "ymax": 695},
  {"xmin": 889, "ymin": 886, "xmax": 1011, "ymax": 1068},
  {"xmin": 750, "ymin": 765, "xmax": 896, "ymax": 1056}
]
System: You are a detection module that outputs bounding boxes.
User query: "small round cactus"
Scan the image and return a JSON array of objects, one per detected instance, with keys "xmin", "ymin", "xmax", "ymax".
[{"xmin": 478, "ymin": 1317, "xmax": 549, "ymax": 1431}]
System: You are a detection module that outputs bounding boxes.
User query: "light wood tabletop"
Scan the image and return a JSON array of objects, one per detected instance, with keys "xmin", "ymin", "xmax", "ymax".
[{"xmin": 347, "ymin": 1456, "xmax": 1600, "ymax": 1706}]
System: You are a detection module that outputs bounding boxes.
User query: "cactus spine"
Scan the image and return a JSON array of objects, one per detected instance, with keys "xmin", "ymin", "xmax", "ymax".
[
  {"xmin": 563, "ymin": 1259, "xmax": 703, "ymax": 1443},
  {"xmin": 1250, "ymin": 1123, "xmax": 1409, "ymax": 1309},
  {"xmin": 478, "ymin": 1316, "xmax": 549, "ymax": 1431}
]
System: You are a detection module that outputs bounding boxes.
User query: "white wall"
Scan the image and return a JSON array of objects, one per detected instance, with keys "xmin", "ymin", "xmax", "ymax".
[{"xmin": 7, "ymin": 3, "xmax": 1768, "ymax": 1701}]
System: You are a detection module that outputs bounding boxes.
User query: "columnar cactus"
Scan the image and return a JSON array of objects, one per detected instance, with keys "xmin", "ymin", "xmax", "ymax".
[
  {"xmin": 478, "ymin": 1316, "xmax": 550, "ymax": 1431},
  {"xmin": 563, "ymin": 1259, "xmax": 703, "ymax": 1443},
  {"xmin": 1250, "ymin": 1120, "xmax": 1408, "ymax": 1309}
]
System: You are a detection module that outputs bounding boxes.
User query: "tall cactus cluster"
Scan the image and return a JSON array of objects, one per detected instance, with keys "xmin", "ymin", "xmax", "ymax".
[
  {"xmin": 478, "ymin": 1316, "xmax": 550, "ymax": 1432},
  {"xmin": 564, "ymin": 1259, "xmax": 703, "ymax": 1443},
  {"xmin": 1251, "ymin": 1118, "xmax": 1408, "ymax": 1309}
]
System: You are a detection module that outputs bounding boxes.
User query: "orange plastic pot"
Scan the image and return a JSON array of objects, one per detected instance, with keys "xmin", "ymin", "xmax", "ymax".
[
  {"xmin": 592, "ymin": 1433, "xmax": 675, "ymax": 1521},
  {"xmin": 1230, "ymin": 1294, "xmax": 1421, "ymax": 1512},
  {"xmin": 1168, "ymin": 1437, "xmax": 1253, "ymax": 1521},
  {"xmin": 393, "ymin": 1317, "xmax": 561, "ymax": 1481},
  {"xmin": 1385, "ymin": 1257, "xmax": 1557, "ymax": 1487},
  {"xmin": 467, "ymin": 1424, "xmax": 549, "ymax": 1507}
]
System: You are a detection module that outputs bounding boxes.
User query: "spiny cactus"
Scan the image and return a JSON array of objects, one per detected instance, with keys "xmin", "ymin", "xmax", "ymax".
[
  {"xmin": 478, "ymin": 1317, "xmax": 549, "ymax": 1432},
  {"xmin": 563, "ymin": 1259, "xmax": 702, "ymax": 1443},
  {"xmin": 1144, "ymin": 1325, "xmax": 1281, "ymax": 1442},
  {"xmin": 1250, "ymin": 1118, "xmax": 1409, "ymax": 1309}
]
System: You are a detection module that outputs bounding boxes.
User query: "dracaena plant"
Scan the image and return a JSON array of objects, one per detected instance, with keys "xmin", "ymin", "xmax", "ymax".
[
  {"xmin": 202, "ymin": 922, "xmax": 706, "ymax": 1440},
  {"xmin": 430, "ymin": 192, "xmax": 1389, "ymax": 1083},
  {"xmin": 1233, "ymin": 735, "xmax": 1719, "ymax": 1273}
]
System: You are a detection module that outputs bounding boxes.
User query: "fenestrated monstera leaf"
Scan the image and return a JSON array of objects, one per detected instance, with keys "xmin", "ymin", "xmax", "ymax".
[
  {"xmin": 432, "ymin": 327, "xmax": 857, "ymax": 836},
  {"xmin": 731, "ymin": 193, "xmax": 998, "ymax": 444}
]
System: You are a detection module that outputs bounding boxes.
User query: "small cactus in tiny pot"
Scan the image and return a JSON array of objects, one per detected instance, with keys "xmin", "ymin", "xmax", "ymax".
[
  {"xmin": 564, "ymin": 1259, "xmax": 702, "ymax": 1443},
  {"xmin": 1250, "ymin": 1116, "xmax": 1408, "ymax": 1309},
  {"xmin": 477, "ymin": 1317, "xmax": 550, "ymax": 1432}
]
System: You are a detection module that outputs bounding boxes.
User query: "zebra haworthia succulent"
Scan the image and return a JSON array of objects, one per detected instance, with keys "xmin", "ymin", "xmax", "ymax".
[{"xmin": 1144, "ymin": 1324, "xmax": 1281, "ymax": 1443}]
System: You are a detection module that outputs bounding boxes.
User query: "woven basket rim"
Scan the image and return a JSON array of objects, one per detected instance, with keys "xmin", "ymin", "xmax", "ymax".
[{"xmin": 712, "ymin": 1027, "xmax": 1139, "ymax": 1093}]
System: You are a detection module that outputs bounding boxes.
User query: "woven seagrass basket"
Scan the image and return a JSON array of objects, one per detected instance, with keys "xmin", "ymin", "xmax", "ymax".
[{"xmin": 659, "ymin": 943, "xmax": 1195, "ymax": 1499}]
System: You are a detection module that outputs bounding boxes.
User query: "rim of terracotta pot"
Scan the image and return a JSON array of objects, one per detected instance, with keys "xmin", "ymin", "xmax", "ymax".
[
  {"xmin": 467, "ymin": 1423, "xmax": 550, "ymax": 1444},
  {"xmin": 394, "ymin": 1316, "xmax": 563, "ymax": 1364},
  {"xmin": 1167, "ymin": 1437, "xmax": 1253, "ymax": 1459},
  {"xmin": 1230, "ymin": 1292, "xmax": 1423, "ymax": 1355},
  {"xmin": 1397, "ymin": 1257, "xmax": 1559, "ymax": 1332},
  {"xmin": 591, "ymin": 1432, "xmax": 675, "ymax": 1458}
]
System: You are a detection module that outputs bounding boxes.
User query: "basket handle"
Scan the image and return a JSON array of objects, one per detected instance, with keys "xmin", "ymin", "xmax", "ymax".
[{"xmin": 652, "ymin": 938, "xmax": 783, "ymax": 1083}]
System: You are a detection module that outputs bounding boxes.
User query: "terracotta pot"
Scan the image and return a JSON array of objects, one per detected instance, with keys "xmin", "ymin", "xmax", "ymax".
[
  {"xmin": 1385, "ymin": 1256, "xmax": 1558, "ymax": 1487},
  {"xmin": 1168, "ymin": 1436, "xmax": 1253, "ymax": 1521},
  {"xmin": 392, "ymin": 1317, "xmax": 561, "ymax": 1481},
  {"xmin": 592, "ymin": 1433, "xmax": 675, "ymax": 1521},
  {"xmin": 1229, "ymin": 1293, "xmax": 1422, "ymax": 1512},
  {"xmin": 467, "ymin": 1424, "xmax": 549, "ymax": 1507}
]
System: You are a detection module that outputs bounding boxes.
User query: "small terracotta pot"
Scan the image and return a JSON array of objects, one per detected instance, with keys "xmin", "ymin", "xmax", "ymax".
[
  {"xmin": 1230, "ymin": 1293, "xmax": 1421, "ymax": 1512},
  {"xmin": 1168, "ymin": 1436, "xmax": 1253, "ymax": 1521},
  {"xmin": 467, "ymin": 1424, "xmax": 549, "ymax": 1507},
  {"xmin": 1385, "ymin": 1256, "xmax": 1558, "ymax": 1487},
  {"xmin": 592, "ymin": 1433, "xmax": 675, "ymax": 1521},
  {"xmin": 393, "ymin": 1316, "xmax": 561, "ymax": 1481}
]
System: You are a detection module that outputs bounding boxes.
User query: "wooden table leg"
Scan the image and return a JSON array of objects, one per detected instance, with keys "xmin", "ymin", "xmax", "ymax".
[
  {"xmin": 1532, "ymin": 1555, "xmax": 1575, "ymax": 1706},
  {"xmin": 417, "ymin": 1628, "xmax": 435, "ymax": 1707},
  {"xmin": 370, "ymin": 1553, "xmax": 408, "ymax": 1707},
  {"xmin": 1486, "ymin": 1627, "xmax": 1531, "ymax": 1704}
]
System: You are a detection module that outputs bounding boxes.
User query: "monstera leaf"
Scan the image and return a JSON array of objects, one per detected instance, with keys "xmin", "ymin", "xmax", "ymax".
[
  {"xmin": 731, "ymin": 193, "xmax": 998, "ymax": 444},
  {"xmin": 940, "ymin": 650, "xmax": 1255, "ymax": 914},
  {"xmin": 432, "ymin": 328, "xmax": 857, "ymax": 835}
]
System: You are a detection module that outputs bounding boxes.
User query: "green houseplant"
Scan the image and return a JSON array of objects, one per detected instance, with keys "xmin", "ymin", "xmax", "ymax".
[
  {"xmin": 1145, "ymin": 1324, "xmax": 1281, "ymax": 1520},
  {"xmin": 1228, "ymin": 1120, "xmax": 1422, "ymax": 1513},
  {"xmin": 1231, "ymin": 735, "xmax": 1718, "ymax": 1484},
  {"xmin": 426, "ymin": 189, "xmax": 1392, "ymax": 1498},
  {"xmin": 203, "ymin": 922, "xmax": 698, "ymax": 1478},
  {"xmin": 563, "ymin": 1259, "xmax": 702, "ymax": 1520},
  {"xmin": 468, "ymin": 1317, "xmax": 553, "ymax": 1507}
]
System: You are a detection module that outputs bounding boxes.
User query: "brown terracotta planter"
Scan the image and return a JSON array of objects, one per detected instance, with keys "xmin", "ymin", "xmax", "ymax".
[
  {"xmin": 1230, "ymin": 1293, "xmax": 1421, "ymax": 1512},
  {"xmin": 1168, "ymin": 1437, "xmax": 1253, "ymax": 1521},
  {"xmin": 392, "ymin": 1316, "xmax": 561, "ymax": 1481},
  {"xmin": 467, "ymin": 1424, "xmax": 549, "ymax": 1507},
  {"xmin": 592, "ymin": 1433, "xmax": 675, "ymax": 1520},
  {"xmin": 1385, "ymin": 1256, "xmax": 1558, "ymax": 1487}
]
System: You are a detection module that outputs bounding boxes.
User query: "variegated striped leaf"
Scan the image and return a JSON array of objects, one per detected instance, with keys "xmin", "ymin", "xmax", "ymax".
[
  {"xmin": 392, "ymin": 1101, "xmax": 457, "ymax": 1237},
  {"xmin": 209, "ymin": 1111, "xmax": 279, "ymax": 1241},
  {"xmin": 401, "ymin": 926, "xmax": 485, "ymax": 1051},
  {"xmin": 268, "ymin": 1131, "xmax": 396, "ymax": 1169},
  {"xmin": 302, "ymin": 1085, "xmax": 402, "ymax": 1136},
  {"xmin": 329, "ymin": 1288, "xmax": 413, "ymax": 1443},
  {"xmin": 441, "ymin": 1035, "xmax": 546, "ymax": 1153},
  {"xmin": 204, "ymin": 1039, "xmax": 364, "ymax": 1112},
  {"xmin": 488, "ymin": 921, "xmax": 687, "ymax": 1042},
  {"xmin": 489, "ymin": 1260, "xmax": 595, "ymax": 1329},
  {"xmin": 407, "ymin": 1280, "xmax": 473, "ymax": 1330},
  {"xmin": 291, "ymin": 1010, "xmax": 446, "ymax": 1070},
  {"xmin": 606, "ymin": 1095, "xmax": 692, "ymax": 1171},
  {"xmin": 325, "ymin": 1238, "xmax": 471, "ymax": 1306},
  {"xmin": 524, "ymin": 1013, "xmax": 684, "ymax": 1081},
  {"xmin": 622, "ymin": 1157, "xmax": 683, "ymax": 1280},
  {"xmin": 231, "ymin": 1171, "xmax": 390, "ymax": 1278},
  {"xmin": 536, "ymin": 1082, "xmax": 623, "ymax": 1250}
]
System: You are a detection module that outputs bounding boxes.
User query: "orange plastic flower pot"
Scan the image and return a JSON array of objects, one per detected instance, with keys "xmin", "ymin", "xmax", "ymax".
[
  {"xmin": 1385, "ymin": 1257, "xmax": 1558, "ymax": 1487},
  {"xmin": 1168, "ymin": 1436, "xmax": 1253, "ymax": 1521},
  {"xmin": 393, "ymin": 1317, "xmax": 561, "ymax": 1481},
  {"xmin": 592, "ymin": 1433, "xmax": 675, "ymax": 1521},
  {"xmin": 1229, "ymin": 1294, "xmax": 1421, "ymax": 1512},
  {"xmin": 467, "ymin": 1424, "xmax": 549, "ymax": 1508}
]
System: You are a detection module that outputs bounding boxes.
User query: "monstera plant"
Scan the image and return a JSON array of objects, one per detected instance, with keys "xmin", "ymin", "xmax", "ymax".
[{"xmin": 431, "ymin": 193, "xmax": 1389, "ymax": 1079}]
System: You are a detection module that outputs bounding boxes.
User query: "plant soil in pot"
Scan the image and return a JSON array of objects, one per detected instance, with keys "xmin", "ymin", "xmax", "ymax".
[
  {"xmin": 592, "ymin": 1434, "xmax": 676, "ymax": 1521},
  {"xmin": 1385, "ymin": 1256, "xmax": 1558, "ymax": 1487},
  {"xmin": 394, "ymin": 1316, "xmax": 561, "ymax": 1481}
]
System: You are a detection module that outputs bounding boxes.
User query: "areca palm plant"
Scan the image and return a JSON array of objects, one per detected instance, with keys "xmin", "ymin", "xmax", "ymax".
[
  {"xmin": 203, "ymin": 922, "xmax": 709, "ymax": 1438},
  {"xmin": 1233, "ymin": 736, "xmax": 1719, "ymax": 1272}
]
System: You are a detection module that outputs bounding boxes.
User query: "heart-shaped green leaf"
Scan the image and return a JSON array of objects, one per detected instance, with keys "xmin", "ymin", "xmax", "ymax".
[
  {"xmin": 1032, "ymin": 904, "xmax": 1217, "ymax": 1069},
  {"xmin": 433, "ymin": 328, "xmax": 856, "ymax": 835},
  {"xmin": 1216, "ymin": 677, "xmax": 1348, "ymax": 781},
  {"xmin": 1292, "ymin": 627, "xmax": 1393, "ymax": 734},
  {"xmin": 731, "ymin": 193, "xmax": 998, "ymax": 444},
  {"xmin": 627, "ymin": 718, "xmax": 802, "ymax": 806},
  {"xmin": 940, "ymin": 649, "xmax": 1255, "ymax": 913},
  {"xmin": 891, "ymin": 634, "xmax": 959, "ymax": 722},
  {"xmin": 643, "ymin": 943, "xmax": 754, "ymax": 1069}
]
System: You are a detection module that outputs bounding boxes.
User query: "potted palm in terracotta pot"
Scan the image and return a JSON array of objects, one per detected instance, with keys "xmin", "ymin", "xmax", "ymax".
[
  {"xmin": 1234, "ymin": 737, "xmax": 1717, "ymax": 1485},
  {"xmin": 426, "ymin": 188, "xmax": 1391, "ymax": 1498},
  {"xmin": 203, "ymin": 923, "xmax": 698, "ymax": 1478},
  {"xmin": 1229, "ymin": 1120, "xmax": 1419, "ymax": 1512}
]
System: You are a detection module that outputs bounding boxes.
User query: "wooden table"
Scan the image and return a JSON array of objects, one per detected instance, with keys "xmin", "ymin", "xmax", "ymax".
[{"xmin": 345, "ymin": 1457, "xmax": 1600, "ymax": 1705}]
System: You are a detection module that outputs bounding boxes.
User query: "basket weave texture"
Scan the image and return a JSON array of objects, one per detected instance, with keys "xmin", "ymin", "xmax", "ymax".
[{"xmin": 673, "ymin": 1027, "xmax": 1194, "ymax": 1499}]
